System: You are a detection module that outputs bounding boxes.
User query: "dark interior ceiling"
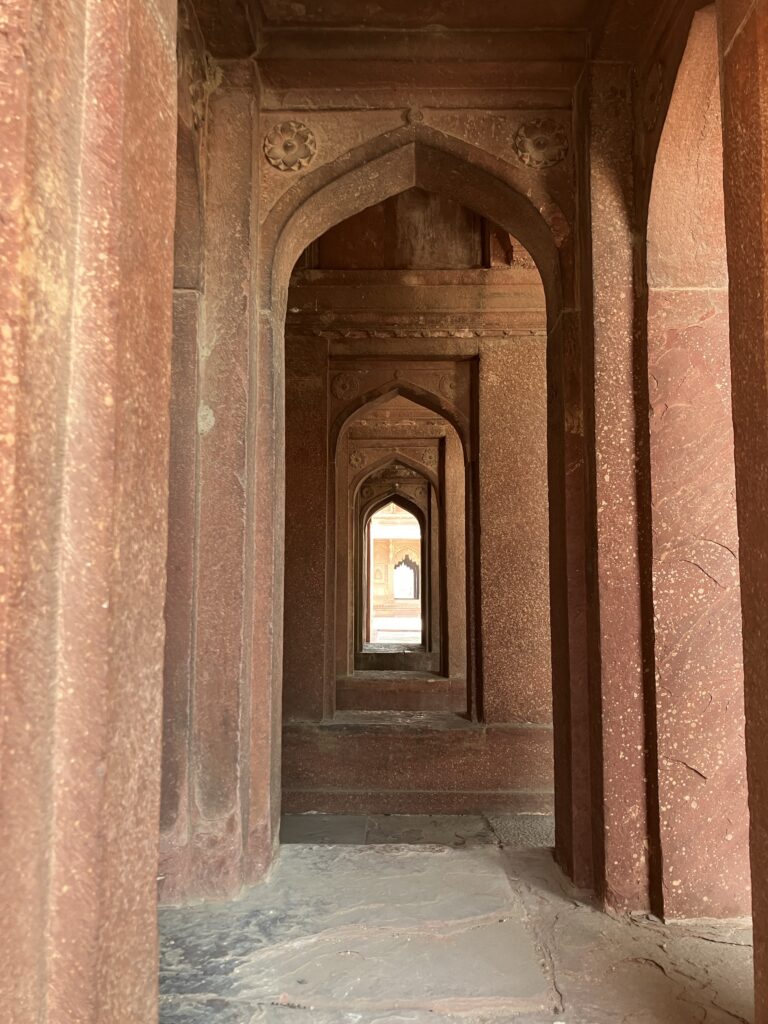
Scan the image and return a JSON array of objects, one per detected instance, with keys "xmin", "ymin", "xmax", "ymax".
[
  {"xmin": 257, "ymin": 0, "xmax": 604, "ymax": 30},
  {"xmin": 191, "ymin": 0, "xmax": 670, "ymax": 66}
]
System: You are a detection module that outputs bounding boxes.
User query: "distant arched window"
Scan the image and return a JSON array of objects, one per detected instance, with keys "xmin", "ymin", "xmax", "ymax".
[
  {"xmin": 367, "ymin": 502, "xmax": 422, "ymax": 646},
  {"xmin": 394, "ymin": 555, "xmax": 420, "ymax": 600}
]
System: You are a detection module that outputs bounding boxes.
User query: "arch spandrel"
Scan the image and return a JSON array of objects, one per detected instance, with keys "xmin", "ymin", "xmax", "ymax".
[
  {"xmin": 250, "ymin": 108, "xmax": 574, "ymax": 891},
  {"xmin": 259, "ymin": 125, "xmax": 567, "ymax": 319}
]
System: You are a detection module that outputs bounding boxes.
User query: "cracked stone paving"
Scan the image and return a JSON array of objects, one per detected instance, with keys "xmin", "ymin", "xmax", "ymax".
[{"xmin": 158, "ymin": 814, "xmax": 753, "ymax": 1023}]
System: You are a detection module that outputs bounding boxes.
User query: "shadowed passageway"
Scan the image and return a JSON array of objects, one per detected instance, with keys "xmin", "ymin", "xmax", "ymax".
[{"xmin": 8, "ymin": 2, "xmax": 768, "ymax": 1022}]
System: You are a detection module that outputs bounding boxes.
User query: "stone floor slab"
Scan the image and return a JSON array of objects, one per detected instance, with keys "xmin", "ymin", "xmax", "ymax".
[
  {"xmin": 161, "ymin": 1006, "xmax": 512, "ymax": 1024},
  {"xmin": 280, "ymin": 814, "xmax": 368, "ymax": 844},
  {"xmin": 365, "ymin": 813, "xmax": 496, "ymax": 846},
  {"xmin": 159, "ymin": 819, "xmax": 754, "ymax": 1024},
  {"xmin": 160, "ymin": 845, "xmax": 555, "ymax": 1018},
  {"xmin": 487, "ymin": 814, "xmax": 555, "ymax": 849}
]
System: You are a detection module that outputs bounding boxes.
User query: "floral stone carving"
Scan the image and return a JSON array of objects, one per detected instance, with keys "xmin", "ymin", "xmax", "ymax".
[
  {"xmin": 263, "ymin": 121, "xmax": 317, "ymax": 171},
  {"xmin": 331, "ymin": 372, "xmax": 360, "ymax": 401},
  {"xmin": 438, "ymin": 375, "xmax": 457, "ymax": 401},
  {"xmin": 513, "ymin": 118, "xmax": 569, "ymax": 169}
]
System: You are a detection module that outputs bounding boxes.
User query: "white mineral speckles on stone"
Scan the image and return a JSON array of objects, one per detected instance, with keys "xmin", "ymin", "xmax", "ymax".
[{"xmin": 197, "ymin": 403, "xmax": 215, "ymax": 435}]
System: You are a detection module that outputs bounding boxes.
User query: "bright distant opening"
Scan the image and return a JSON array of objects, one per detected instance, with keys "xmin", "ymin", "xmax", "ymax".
[{"xmin": 367, "ymin": 502, "xmax": 422, "ymax": 645}]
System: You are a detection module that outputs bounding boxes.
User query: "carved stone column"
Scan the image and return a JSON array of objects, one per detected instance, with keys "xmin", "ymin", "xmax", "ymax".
[
  {"xmin": 718, "ymin": 0, "xmax": 768, "ymax": 1014},
  {"xmin": 0, "ymin": 0, "xmax": 177, "ymax": 1019},
  {"xmin": 588, "ymin": 61, "xmax": 653, "ymax": 913}
]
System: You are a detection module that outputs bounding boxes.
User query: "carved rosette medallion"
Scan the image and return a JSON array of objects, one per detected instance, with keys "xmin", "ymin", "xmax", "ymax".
[
  {"xmin": 513, "ymin": 118, "xmax": 569, "ymax": 169},
  {"xmin": 331, "ymin": 372, "xmax": 360, "ymax": 401},
  {"xmin": 642, "ymin": 61, "xmax": 665, "ymax": 132},
  {"xmin": 349, "ymin": 450, "xmax": 364, "ymax": 470},
  {"xmin": 438, "ymin": 375, "xmax": 457, "ymax": 401},
  {"xmin": 421, "ymin": 449, "xmax": 438, "ymax": 469},
  {"xmin": 404, "ymin": 107, "xmax": 424, "ymax": 126},
  {"xmin": 263, "ymin": 121, "xmax": 317, "ymax": 171}
]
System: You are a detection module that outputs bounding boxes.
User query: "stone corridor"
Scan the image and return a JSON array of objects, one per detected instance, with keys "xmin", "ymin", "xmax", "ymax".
[
  {"xmin": 159, "ymin": 817, "xmax": 753, "ymax": 1023},
  {"xmin": 10, "ymin": 1, "xmax": 768, "ymax": 1021}
]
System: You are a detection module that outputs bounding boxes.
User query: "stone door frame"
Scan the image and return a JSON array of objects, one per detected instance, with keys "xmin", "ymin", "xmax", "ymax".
[{"xmin": 249, "ymin": 128, "xmax": 583, "ymax": 879}]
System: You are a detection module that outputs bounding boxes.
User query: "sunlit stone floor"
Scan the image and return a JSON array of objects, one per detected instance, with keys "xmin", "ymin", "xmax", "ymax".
[{"xmin": 159, "ymin": 814, "xmax": 753, "ymax": 1024}]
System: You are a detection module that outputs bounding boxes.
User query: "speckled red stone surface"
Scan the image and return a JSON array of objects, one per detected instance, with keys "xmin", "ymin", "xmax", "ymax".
[
  {"xmin": 647, "ymin": 7, "xmax": 750, "ymax": 920},
  {"xmin": 719, "ymin": 0, "xmax": 768, "ymax": 1015},
  {"xmin": 1, "ymin": 0, "xmax": 177, "ymax": 1019},
  {"xmin": 5, "ymin": 1, "xmax": 768, "ymax": 1019}
]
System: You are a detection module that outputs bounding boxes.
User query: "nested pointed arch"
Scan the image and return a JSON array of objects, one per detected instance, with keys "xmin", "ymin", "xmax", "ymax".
[
  {"xmin": 352, "ymin": 453, "xmax": 438, "ymax": 496},
  {"xmin": 363, "ymin": 491, "xmax": 427, "ymax": 535},
  {"xmin": 250, "ymin": 115, "xmax": 573, "ymax": 881},
  {"xmin": 259, "ymin": 123, "xmax": 566, "ymax": 320},
  {"xmin": 333, "ymin": 383, "xmax": 468, "ymax": 463}
]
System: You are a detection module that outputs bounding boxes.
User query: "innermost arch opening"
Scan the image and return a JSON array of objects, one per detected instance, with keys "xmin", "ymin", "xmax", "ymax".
[{"xmin": 367, "ymin": 501, "xmax": 423, "ymax": 648}]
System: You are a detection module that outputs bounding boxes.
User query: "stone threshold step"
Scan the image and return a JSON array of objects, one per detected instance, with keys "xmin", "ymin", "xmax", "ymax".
[
  {"xmin": 338, "ymin": 672, "xmax": 464, "ymax": 693},
  {"xmin": 331, "ymin": 710, "xmax": 476, "ymax": 730},
  {"xmin": 286, "ymin": 711, "xmax": 553, "ymax": 732}
]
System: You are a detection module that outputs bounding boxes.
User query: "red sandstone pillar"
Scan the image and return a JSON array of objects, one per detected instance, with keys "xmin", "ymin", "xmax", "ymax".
[
  {"xmin": 1, "ymin": 0, "xmax": 177, "ymax": 1020},
  {"xmin": 283, "ymin": 336, "xmax": 330, "ymax": 723},
  {"xmin": 563, "ymin": 75, "xmax": 598, "ymax": 892},
  {"xmin": 159, "ymin": 15, "xmax": 206, "ymax": 899},
  {"xmin": 243, "ymin": 308, "xmax": 285, "ymax": 880},
  {"xmin": 187, "ymin": 63, "xmax": 256, "ymax": 897},
  {"xmin": 588, "ymin": 62, "xmax": 653, "ymax": 912},
  {"xmin": 718, "ymin": 1, "xmax": 768, "ymax": 1014},
  {"xmin": 559, "ymin": 309, "xmax": 594, "ymax": 890},
  {"xmin": 479, "ymin": 335, "xmax": 551, "ymax": 726},
  {"xmin": 646, "ymin": 7, "xmax": 750, "ymax": 919}
]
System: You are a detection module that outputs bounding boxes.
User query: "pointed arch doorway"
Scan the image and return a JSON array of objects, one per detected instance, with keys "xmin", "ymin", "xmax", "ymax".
[{"xmin": 280, "ymin": 180, "xmax": 556, "ymax": 819}]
